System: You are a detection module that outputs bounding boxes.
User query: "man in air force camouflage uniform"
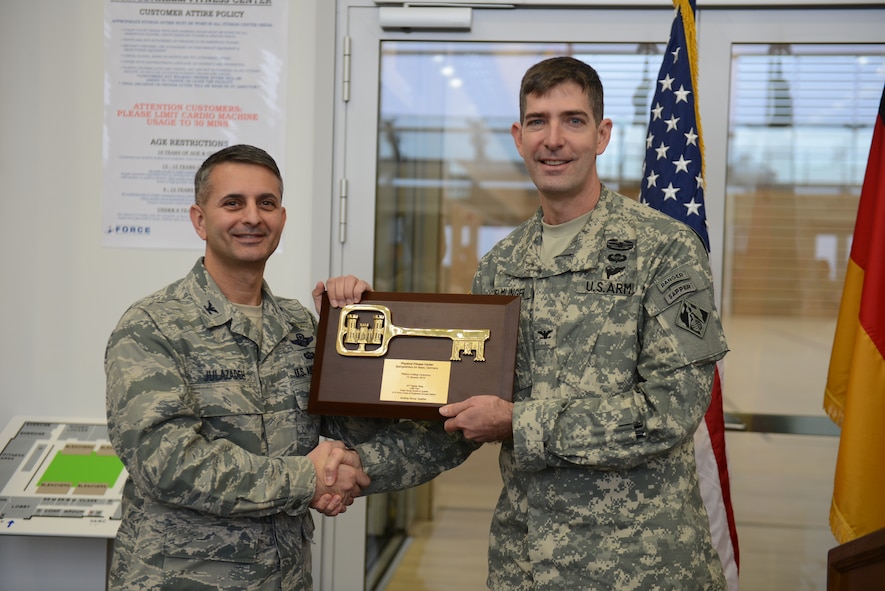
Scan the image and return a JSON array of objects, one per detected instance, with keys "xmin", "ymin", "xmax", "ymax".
[
  {"xmin": 432, "ymin": 57, "xmax": 730, "ymax": 589},
  {"xmin": 105, "ymin": 144, "xmax": 473, "ymax": 591}
]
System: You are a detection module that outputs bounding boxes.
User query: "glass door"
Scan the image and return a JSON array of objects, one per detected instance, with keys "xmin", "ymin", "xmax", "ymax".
[{"xmin": 696, "ymin": 10, "xmax": 885, "ymax": 590}]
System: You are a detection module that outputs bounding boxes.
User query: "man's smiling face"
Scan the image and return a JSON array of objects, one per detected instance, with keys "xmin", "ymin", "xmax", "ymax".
[
  {"xmin": 189, "ymin": 161, "xmax": 286, "ymax": 271},
  {"xmin": 511, "ymin": 81, "xmax": 611, "ymax": 205}
]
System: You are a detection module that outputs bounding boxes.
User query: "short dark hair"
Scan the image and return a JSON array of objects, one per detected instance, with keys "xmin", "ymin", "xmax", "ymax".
[
  {"xmin": 194, "ymin": 144, "xmax": 283, "ymax": 205},
  {"xmin": 518, "ymin": 56, "xmax": 604, "ymax": 125}
]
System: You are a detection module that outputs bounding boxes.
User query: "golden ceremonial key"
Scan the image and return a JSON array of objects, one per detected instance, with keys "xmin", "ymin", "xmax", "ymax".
[{"xmin": 336, "ymin": 303, "xmax": 489, "ymax": 361}]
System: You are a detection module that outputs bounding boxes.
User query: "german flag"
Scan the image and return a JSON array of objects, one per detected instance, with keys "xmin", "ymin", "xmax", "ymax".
[{"xmin": 824, "ymin": 82, "xmax": 885, "ymax": 544}]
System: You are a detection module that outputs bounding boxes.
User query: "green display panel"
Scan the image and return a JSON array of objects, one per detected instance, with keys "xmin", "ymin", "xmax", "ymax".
[{"xmin": 38, "ymin": 449, "xmax": 125, "ymax": 489}]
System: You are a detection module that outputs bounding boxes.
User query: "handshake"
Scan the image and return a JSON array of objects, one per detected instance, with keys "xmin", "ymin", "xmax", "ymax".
[
  {"xmin": 307, "ymin": 440, "xmax": 368, "ymax": 517},
  {"xmin": 303, "ymin": 394, "xmax": 514, "ymax": 517}
]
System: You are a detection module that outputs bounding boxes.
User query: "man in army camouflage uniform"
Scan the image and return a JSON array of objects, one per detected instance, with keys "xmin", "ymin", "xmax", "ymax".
[
  {"xmin": 431, "ymin": 56, "xmax": 730, "ymax": 589},
  {"xmin": 105, "ymin": 144, "xmax": 475, "ymax": 591}
]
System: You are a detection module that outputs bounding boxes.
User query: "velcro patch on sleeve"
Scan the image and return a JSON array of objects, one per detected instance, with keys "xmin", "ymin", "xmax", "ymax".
[
  {"xmin": 675, "ymin": 299, "xmax": 710, "ymax": 338},
  {"xmin": 645, "ymin": 263, "xmax": 710, "ymax": 316}
]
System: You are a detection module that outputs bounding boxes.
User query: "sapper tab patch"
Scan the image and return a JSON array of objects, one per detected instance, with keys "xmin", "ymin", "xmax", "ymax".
[
  {"xmin": 676, "ymin": 300, "xmax": 710, "ymax": 338},
  {"xmin": 664, "ymin": 280, "xmax": 697, "ymax": 305}
]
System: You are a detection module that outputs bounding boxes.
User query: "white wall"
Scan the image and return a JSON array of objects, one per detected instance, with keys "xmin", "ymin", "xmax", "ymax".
[
  {"xmin": 0, "ymin": 1, "xmax": 332, "ymax": 588},
  {"xmin": 0, "ymin": 0, "xmax": 329, "ymax": 419}
]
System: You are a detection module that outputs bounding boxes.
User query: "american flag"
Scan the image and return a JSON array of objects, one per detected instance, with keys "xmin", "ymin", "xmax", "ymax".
[
  {"xmin": 638, "ymin": 1, "xmax": 740, "ymax": 589},
  {"xmin": 640, "ymin": 0, "xmax": 709, "ymax": 251}
]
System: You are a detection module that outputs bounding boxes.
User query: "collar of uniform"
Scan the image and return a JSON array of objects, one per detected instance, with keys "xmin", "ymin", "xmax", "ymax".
[
  {"xmin": 552, "ymin": 185, "xmax": 617, "ymax": 270},
  {"xmin": 499, "ymin": 187, "xmax": 619, "ymax": 277},
  {"xmin": 494, "ymin": 208, "xmax": 544, "ymax": 278},
  {"xmin": 186, "ymin": 258, "xmax": 299, "ymax": 354},
  {"xmin": 186, "ymin": 258, "xmax": 238, "ymax": 329},
  {"xmin": 257, "ymin": 285, "xmax": 297, "ymax": 352}
]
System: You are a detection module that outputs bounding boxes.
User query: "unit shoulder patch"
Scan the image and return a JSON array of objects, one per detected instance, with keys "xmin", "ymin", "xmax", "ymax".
[{"xmin": 675, "ymin": 299, "xmax": 710, "ymax": 338}]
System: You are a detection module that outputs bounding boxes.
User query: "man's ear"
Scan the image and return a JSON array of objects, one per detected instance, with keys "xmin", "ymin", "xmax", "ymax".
[
  {"xmin": 190, "ymin": 204, "xmax": 207, "ymax": 240},
  {"xmin": 596, "ymin": 118, "xmax": 613, "ymax": 155},
  {"xmin": 511, "ymin": 121, "xmax": 524, "ymax": 157}
]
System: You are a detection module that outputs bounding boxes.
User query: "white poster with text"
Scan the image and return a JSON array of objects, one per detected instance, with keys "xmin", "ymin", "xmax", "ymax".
[{"xmin": 102, "ymin": 0, "xmax": 288, "ymax": 249}]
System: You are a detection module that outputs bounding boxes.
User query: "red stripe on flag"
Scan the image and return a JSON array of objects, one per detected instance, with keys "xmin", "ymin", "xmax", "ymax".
[
  {"xmin": 705, "ymin": 367, "xmax": 739, "ymax": 565},
  {"xmin": 854, "ymin": 100, "xmax": 885, "ymax": 359}
]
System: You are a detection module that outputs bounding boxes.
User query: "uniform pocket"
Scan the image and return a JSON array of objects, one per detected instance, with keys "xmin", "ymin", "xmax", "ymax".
[
  {"xmin": 190, "ymin": 382, "xmax": 263, "ymax": 416},
  {"xmin": 160, "ymin": 519, "xmax": 275, "ymax": 590},
  {"xmin": 189, "ymin": 383, "xmax": 265, "ymax": 451},
  {"xmin": 163, "ymin": 518, "xmax": 261, "ymax": 563}
]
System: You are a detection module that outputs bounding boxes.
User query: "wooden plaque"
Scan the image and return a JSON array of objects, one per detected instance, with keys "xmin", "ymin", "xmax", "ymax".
[{"xmin": 308, "ymin": 291, "xmax": 520, "ymax": 420}]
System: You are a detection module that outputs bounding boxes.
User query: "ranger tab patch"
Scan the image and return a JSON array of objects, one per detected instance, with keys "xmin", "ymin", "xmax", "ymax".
[{"xmin": 676, "ymin": 300, "xmax": 710, "ymax": 338}]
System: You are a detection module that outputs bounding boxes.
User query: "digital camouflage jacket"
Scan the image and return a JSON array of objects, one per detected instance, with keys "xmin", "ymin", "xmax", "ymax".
[{"xmin": 473, "ymin": 186, "xmax": 729, "ymax": 590}]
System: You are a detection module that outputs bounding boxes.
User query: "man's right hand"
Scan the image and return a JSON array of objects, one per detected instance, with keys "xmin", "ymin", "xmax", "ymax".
[{"xmin": 312, "ymin": 275, "xmax": 372, "ymax": 312}]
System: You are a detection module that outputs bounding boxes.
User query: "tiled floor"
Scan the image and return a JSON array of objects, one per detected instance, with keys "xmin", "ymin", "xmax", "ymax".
[
  {"xmin": 380, "ymin": 316, "xmax": 844, "ymax": 590},
  {"xmin": 380, "ymin": 444, "xmax": 499, "ymax": 591}
]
